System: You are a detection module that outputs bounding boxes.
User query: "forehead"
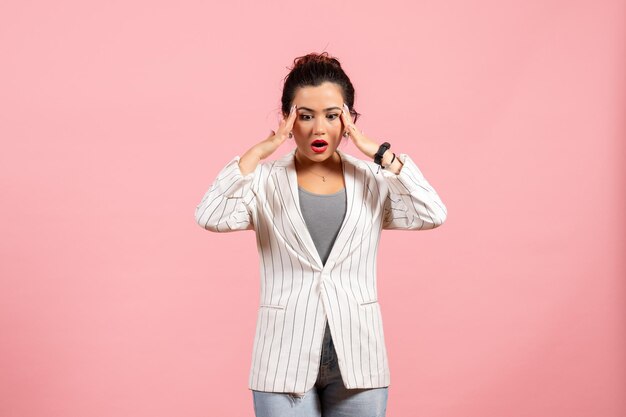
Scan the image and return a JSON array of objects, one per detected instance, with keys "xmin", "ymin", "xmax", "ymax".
[{"xmin": 293, "ymin": 82, "xmax": 343, "ymax": 109}]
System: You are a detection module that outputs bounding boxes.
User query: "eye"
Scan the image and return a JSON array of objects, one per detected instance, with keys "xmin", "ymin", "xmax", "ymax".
[{"xmin": 299, "ymin": 113, "xmax": 340, "ymax": 121}]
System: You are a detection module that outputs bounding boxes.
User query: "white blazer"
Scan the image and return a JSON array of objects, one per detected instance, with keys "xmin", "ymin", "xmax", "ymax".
[{"xmin": 195, "ymin": 147, "xmax": 447, "ymax": 395}]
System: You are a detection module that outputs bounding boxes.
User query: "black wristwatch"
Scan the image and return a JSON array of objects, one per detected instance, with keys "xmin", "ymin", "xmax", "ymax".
[{"xmin": 374, "ymin": 142, "xmax": 391, "ymax": 168}]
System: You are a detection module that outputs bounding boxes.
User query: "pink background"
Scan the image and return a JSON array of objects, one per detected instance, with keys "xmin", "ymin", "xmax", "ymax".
[{"xmin": 1, "ymin": 1, "xmax": 625, "ymax": 416}]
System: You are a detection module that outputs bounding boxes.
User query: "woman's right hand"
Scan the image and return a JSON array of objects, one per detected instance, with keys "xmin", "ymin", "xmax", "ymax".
[
  {"xmin": 253, "ymin": 104, "xmax": 298, "ymax": 160},
  {"xmin": 238, "ymin": 104, "xmax": 298, "ymax": 175}
]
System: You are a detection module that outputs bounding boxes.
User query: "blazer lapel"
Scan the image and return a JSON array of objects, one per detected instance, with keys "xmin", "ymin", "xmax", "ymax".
[
  {"xmin": 324, "ymin": 149, "xmax": 366, "ymax": 269},
  {"xmin": 271, "ymin": 147, "xmax": 365, "ymax": 272},
  {"xmin": 272, "ymin": 149, "xmax": 324, "ymax": 269}
]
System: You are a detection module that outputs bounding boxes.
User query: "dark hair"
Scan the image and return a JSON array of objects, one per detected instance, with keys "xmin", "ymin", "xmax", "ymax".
[{"xmin": 280, "ymin": 52, "xmax": 361, "ymax": 124}]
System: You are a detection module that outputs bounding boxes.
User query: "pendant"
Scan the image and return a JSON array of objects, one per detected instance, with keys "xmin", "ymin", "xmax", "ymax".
[{"xmin": 322, "ymin": 176, "xmax": 326, "ymax": 182}]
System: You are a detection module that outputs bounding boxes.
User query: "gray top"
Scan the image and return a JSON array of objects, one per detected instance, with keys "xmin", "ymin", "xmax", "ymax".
[{"xmin": 298, "ymin": 186, "xmax": 347, "ymax": 266}]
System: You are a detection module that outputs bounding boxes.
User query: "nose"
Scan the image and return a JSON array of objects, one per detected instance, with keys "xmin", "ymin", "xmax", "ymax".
[{"xmin": 313, "ymin": 119, "xmax": 326, "ymax": 136}]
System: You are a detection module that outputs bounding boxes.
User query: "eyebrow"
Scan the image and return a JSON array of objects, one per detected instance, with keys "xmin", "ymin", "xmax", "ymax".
[{"xmin": 297, "ymin": 106, "xmax": 342, "ymax": 112}]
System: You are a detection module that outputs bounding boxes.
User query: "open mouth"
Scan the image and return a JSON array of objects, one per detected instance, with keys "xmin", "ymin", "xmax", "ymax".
[{"xmin": 310, "ymin": 139, "xmax": 329, "ymax": 153}]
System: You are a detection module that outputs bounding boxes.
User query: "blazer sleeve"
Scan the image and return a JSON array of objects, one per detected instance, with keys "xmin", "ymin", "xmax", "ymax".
[
  {"xmin": 194, "ymin": 155, "xmax": 260, "ymax": 232},
  {"xmin": 379, "ymin": 153, "xmax": 447, "ymax": 230}
]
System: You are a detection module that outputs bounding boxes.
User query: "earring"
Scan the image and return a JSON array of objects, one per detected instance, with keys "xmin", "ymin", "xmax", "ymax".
[{"xmin": 288, "ymin": 131, "xmax": 293, "ymax": 138}]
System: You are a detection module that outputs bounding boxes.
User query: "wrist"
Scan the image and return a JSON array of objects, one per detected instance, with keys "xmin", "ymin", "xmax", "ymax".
[
  {"xmin": 373, "ymin": 141, "xmax": 391, "ymax": 166},
  {"xmin": 361, "ymin": 140, "xmax": 380, "ymax": 159},
  {"xmin": 245, "ymin": 144, "xmax": 265, "ymax": 162},
  {"xmin": 381, "ymin": 149, "xmax": 394, "ymax": 165}
]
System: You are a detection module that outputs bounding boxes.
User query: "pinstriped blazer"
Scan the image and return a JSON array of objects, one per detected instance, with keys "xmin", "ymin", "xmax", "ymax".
[{"xmin": 194, "ymin": 147, "xmax": 447, "ymax": 395}]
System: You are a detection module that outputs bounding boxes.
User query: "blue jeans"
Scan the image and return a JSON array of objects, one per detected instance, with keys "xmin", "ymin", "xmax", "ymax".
[{"xmin": 251, "ymin": 321, "xmax": 389, "ymax": 417}]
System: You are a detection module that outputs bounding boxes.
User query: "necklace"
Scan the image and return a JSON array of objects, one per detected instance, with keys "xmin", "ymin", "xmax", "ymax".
[
  {"xmin": 309, "ymin": 170, "xmax": 330, "ymax": 182},
  {"xmin": 298, "ymin": 166, "xmax": 334, "ymax": 182},
  {"xmin": 295, "ymin": 151, "xmax": 339, "ymax": 182}
]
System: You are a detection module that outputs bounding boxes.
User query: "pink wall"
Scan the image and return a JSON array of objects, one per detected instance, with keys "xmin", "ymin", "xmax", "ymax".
[{"xmin": 1, "ymin": 1, "xmax": 624, "ymax": 416}]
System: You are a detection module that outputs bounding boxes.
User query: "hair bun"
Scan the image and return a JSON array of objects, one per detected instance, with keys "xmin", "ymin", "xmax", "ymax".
[{"xmin": 292, "ymin": 52, "xmax": 342, "ymax": 69}]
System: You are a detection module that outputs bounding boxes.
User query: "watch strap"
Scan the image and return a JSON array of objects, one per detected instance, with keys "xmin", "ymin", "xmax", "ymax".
[{"xmin": 374, "ymin": 142, "xmax": 391, "ymax": 166}]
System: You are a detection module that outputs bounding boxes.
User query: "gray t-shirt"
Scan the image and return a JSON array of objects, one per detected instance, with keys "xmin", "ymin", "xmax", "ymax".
[{"xmin": 298, "ymin": 186, "xmax": 347, "ymax": 266}]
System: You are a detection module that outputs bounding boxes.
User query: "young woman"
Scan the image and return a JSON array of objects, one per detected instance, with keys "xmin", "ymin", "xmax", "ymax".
[{"xmin": 195, "ymin": 52, "xmax": 447, "ymax": 417}]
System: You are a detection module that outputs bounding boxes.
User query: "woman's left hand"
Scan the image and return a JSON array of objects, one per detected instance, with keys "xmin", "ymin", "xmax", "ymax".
[{"xmin": 340, "ymin": 103, "xmax": 380, "ymax": 159}]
